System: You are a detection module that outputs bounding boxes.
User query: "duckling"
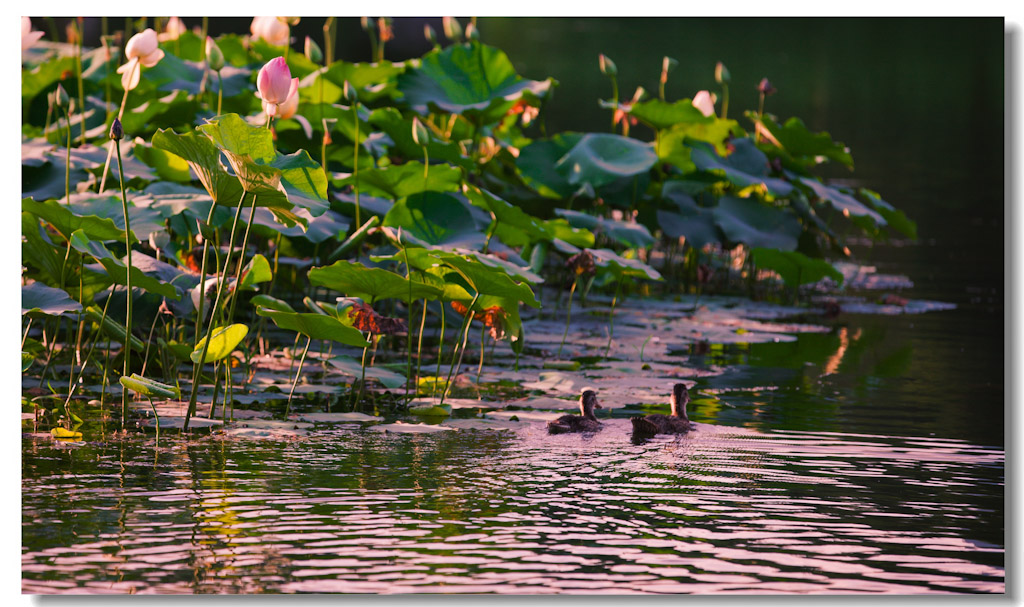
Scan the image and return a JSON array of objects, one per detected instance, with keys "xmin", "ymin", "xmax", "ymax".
[
  {"xmin": 547, "ymin": 390, "xmax": 603, "ymax": 434},
  {"xmin": 631, "ymin": 383, "xmax": 693, "ymax": 436}
]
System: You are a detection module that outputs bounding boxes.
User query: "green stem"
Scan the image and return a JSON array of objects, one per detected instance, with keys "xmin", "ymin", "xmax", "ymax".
[
  {"xmin": 216, "ymin": 71, "xmax": 223, "ymax": 116},
  {"xmin": 557, "ymin": 278, "xmax": 578, "ymax": 359},
  {"xmin": 721, "ymin": 84, "xmax": 729, "ymax": 120},
  {"xmin": 184, "ymin": 190, "xmax": 248, "ymax": 430},
  {"xmin": 440, "ymin": 293, "xmax": 479, "ymax": 406},
  {"xmin": 353, "ymin": 103, "xmax": 361, "ymax": 227},
  {"xmin": 603, "ymin": 276, "xmax": 624, "ymax": 359},
  {"xmin": 432, "ymin": 303, "xmax": 446, "ymax": 399},
  {"xmin": 403, "ymin": 245, "xmax": 414, "ymax": 403},
  {"xmin": 113, "ymin": 137, "xmax": 133, "ymax": 430}
]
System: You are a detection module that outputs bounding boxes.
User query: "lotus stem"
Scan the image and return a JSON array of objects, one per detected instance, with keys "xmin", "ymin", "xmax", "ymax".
[
  {"xmin": 432, "ymin": 302, "xmax": 445, "ymax": 399},
  {"xmin": 353, "ymin": 103, "xmax": 362, "ymax": 227},
  {"xmin": 184, "ymin": 190, "xmax": 249, "ymax": 430},
  {"xmin": 476, "ymin": 321, "xmax": 486, "ymax": 383},
  {"xmin": 113, "ymin": 130, "xmax": 133, "ymax": 430},
  {"xmin": 286, "ymin": 336, "xmax": 312, "ymax": 418},
  {"xmin": 604, "ymin": 275, "xmax": 624, "ymax": 359},
  {"xmin": 441, "ymin": 293, "xmax": 479, "ymax": 406},
  {"xmin": 557, "ymin": 278, "xmax": 578, "ymax": 359}
]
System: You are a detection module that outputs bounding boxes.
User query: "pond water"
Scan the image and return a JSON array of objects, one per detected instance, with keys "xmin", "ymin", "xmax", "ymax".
[{"xmin": 21, "ymin": 18, "xmax": 1004, "ymax": 595}]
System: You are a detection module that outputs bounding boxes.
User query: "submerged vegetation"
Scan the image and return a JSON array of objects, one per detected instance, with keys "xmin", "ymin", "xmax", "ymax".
[{"xmin": 21, "ymin": 16, "xmax": 920, "ymax": 438}]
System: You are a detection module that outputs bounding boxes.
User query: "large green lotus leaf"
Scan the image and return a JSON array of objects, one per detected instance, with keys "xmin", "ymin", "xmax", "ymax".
[
  {"xmin": 860, "ymin": 189, "xmax": 917, "ymax": 239},
  {"xmin": 246, "ymin": 207, "xmax": 350, "ymax": 244},
  {"xmin": 799, "ymin": 177, "xmax": 885, "ymax": 226},
  {"xmin": 250, "ymin": 294, "xmax": 295, "ymax": 313},
  {"xmin": 237, "ymin": 254, "xmax": 273, "ymax": 291},
  {"xmin": 516, "ymin": 133, "xmax": 583, "ymax": 199},
  {"xmin": 690, "ymin": 139, "xmax": 793, "ymax": 197},
  {"xmin": 308, "ymin": 261, "xmax": 444, "ymax": 304},
  {"xmin": 119, "ymin": 89, "xmax": 199, "ymax": 135},
  {"xmin": 543, "ymin": 218, "xmax": 595, "ymax": 249},
  {"xmin": 383, "ymin": 192, "xmax": 484, "ymax": 250},
  {"xmin": 69, "ymin": 230, "xmax": 182, "ymax": 300},
  {"xmin": 656, "ymin": 186, "xmax": 721, "ymax": 251},
  {"xmin": 751, "ymin": 248, "xmax": 843, "ymax": 287},
  {"xmin": 22, "ymin": 212, "xmax": 68, "ymax": 287},
  {"xmin": 432, "ymin": 252, "xmax": 540, "ymax": 308},
  {"xmin": 658, "ymin": 119, "xmax": 741, "ymax": 171},
  {"xmin": 397, "ymin": 41, "xmax": 553, "ymax": 122},
  {"xmin": 130, "ymin": 140, "xmax": 192, "ymax": 183},
  {"xmin": 198, "ymin": 114, "xmax": 329, "ymax": 218},
  {"xmin": 760, "ymin": 116, "xmax": 854, "ymax": 168},
  {"xmin": 555, "ymin": 209, "xmax": 655, "ymax": 249},
  {"xmin": 191, "ymin": 324, "xmax": 249, "ymax": 364},
  {"xmin": 21, "ymin": 55, "xmax": 76, "ymax": 106},
  {"xmin": 23, "ymin": 197, "xmax": 133, "ymax": 243},
  {"xmin": 465, "ymin": 186, "xmax": 546, "ymax": 240},
  {"xmin": 21, "ymin": 140, "xmax": 155, "ymax": 201},
  {"xmin": 628, "ymin": 98, "xmax": 715, "ymax": 131},
  {"xmin": 450, "ymin": 249, "xmax": 543, "ymax": 285},
  {"xmin": 589, "ymin": 248, "xmax": 662, "ymax": 281},
  {"xmin": 311, "ymin": 60, "xmax": 405, "ymax": 104},
  {"xmin": 22, "ymin": 282, "xmax": 82, "ymax": 317},
  {"xmin": 335, "ymin": 161, "xmax": 462, "ymax": 200},
  {"xmin": 712, "ymin": 196, "xmax": 802, "ymax": 251},
  {"xmin": 151, "ymin": 128, "xmax": 244, "ymax": 206},
  {"xmin": 65, "ymin": 194, "xmax": 165, "ymax": 243},
  {"xmin": 295, "ymin": 103, "xmax": 373, "ymax": 144},
  {"xmin": 255, "ymin": 308, "xmax": 371, "ymax": 348},
  {"xmin": 368, "ymin": 107, "xmax": 472, "ymax": 170},
  {"xmin": 555, "ymin": 133, "xmax": 657, "ymax": 189},
  {"xmin": 328, "ymin": 355, "xmax": 407, "ymax": 389}
]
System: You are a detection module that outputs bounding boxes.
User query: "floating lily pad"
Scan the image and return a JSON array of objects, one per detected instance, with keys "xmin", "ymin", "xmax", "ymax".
[
  {"xmin": 372, "ymin": 421, "xmax": 457, "ymax": 434},
  {"xmin": 397, "ymin": 41, "xmax": 553, "ymax": 122}
]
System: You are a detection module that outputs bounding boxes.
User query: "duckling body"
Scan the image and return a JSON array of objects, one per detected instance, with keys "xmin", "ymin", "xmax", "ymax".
[
  {"xmin": 548, "ymin": 390, "xmax": 603, "ymax": 434},
  {"xmin": 631, "ymin": 383, "xmax": 693, "ymax": 436}
]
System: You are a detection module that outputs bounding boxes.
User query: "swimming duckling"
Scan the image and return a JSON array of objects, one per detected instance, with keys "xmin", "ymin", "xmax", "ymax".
[
  {"xmin": 547, "ymin": 389, "xmax": 603, "ymax": 434},
  {"xmin": 631, "ymin": 383, "xmax": 693, "ymax": 435}
]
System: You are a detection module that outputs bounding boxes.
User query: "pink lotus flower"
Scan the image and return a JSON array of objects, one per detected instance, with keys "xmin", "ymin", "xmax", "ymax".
[
  {"xmin": 692, "ymin": 90, "xmax": 717, "ymax": 118},
  {"xmin": 116, "ymin": 28, "xmax": 164, "ymax": 90},
  {"xmin": 251, "ymin": 16, "xmax": 290, "ymax": 47},
  {"xmin": 257, "ymin": 57, "xmax": 298, "ymax": 118},
  {"xmin": 263, "ymin": 85, "xmax": 300, "ymax": 120},
  {"xmin": 160, "ymin": 16, "xmax": 188, "ymax": 41},
  {"xmin": 22, "ymin": 17, "xmax": 44, "ymax": 52}
]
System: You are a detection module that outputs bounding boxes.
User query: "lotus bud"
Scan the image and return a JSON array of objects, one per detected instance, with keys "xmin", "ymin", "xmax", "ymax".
[
  {"xmin": 465, "ymin": 22, "xmax": 479, "ymax": 41},
  {"xmin": 205, "ymin": 36, "xmax": 224, "ymax": 72},
  {"xmin": 265, "ymin": 85, "xmax": 299, "ymax": 120},
  {"xmin": 424, "ymin": 23, "xmax": 438, "ymax": 46},
  {"xmin": 304, "ymin": 36, "xmax": 323, "ymax": 63},
  {"xmin": 660, "ymin": 56, "xmax": 678, "ymax": 83},
  {"xmin": 758, "ymin": 77, "xmax": 777, "ymax": 96},
  {"xmin": 360, "ymin": 16, "xmax": 371, "ymax": 31},
  {"xmin": 443, "ymin": 17, "xmax": 463, "ymax": 42},
  {"xmin": 163, "ymin": 16, "xmax": 187, "ymax": 40},
  {"xmin": 109, "ymin": 118, "xmax": 124, "ymax": 141},
  {"xmin": 250, "ymin": 16, "xmax": 290, "ymax": 47},
  {"xmin": 342, "ymin": 80, "xmax": 358, "ymax": 104},
  {"xmin": 411, "ymin": 117, "xmax": 430, "ymax": 146},
  {"xmin": 598, "ymin": 54, "xmax": 617, "ymax": 77},
  {"xmin": 52, "ymin": 84, "xmax": 69, "ymax": 110},
  {"xmin": 280, "ymin": 17, "xmax": 301, "ymax": 26},
  {"xmin": 715, "ymin": 61, "xmax": 731, "ymax": 84},
  {"xmin": 256, "ymin": 57, "xmax": 298, "ymax": 118},
  {"xmin": 692, "ymin": 90, "xmax": 717, "ymax": 117}
]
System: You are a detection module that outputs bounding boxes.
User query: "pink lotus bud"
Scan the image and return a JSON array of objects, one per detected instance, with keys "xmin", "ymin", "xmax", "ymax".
[
  {"xmin": 257, "ymin": 57, "xmax": 298, "ymax": 117},
  {"xmin": 22, "ymin": 17, "xmax": 44, "ymax": 52},
  {"xmin": 692, "ymin": 90, "xmax": 716, "ymax": 117},
  {"xmin": 251, "ymin": 16, "xmax": 290, "ymax": 47},
  {"xmin": 162, "ymin": 16, "xmax": 187, "ymax": 40}
]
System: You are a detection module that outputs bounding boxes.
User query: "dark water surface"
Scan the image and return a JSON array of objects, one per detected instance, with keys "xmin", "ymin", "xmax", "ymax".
[{"xmin": 21, "ymin": 18, "xmax": 1004, "ymax": 594}]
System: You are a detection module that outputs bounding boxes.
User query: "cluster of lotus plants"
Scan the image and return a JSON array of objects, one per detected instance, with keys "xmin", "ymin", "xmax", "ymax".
[{"xmin": 21, "ymin": 16, "xmax": 915, "ymax": 434}]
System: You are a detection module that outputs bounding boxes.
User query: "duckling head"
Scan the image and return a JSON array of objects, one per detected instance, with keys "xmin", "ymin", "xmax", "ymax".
[
  {"xmin": 671, "ymin": 383, "xmax": 690, "ymax": 421},
  {"xmin": 579, "ymin": 389, "xmax": 602, "ymax": 418}
]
